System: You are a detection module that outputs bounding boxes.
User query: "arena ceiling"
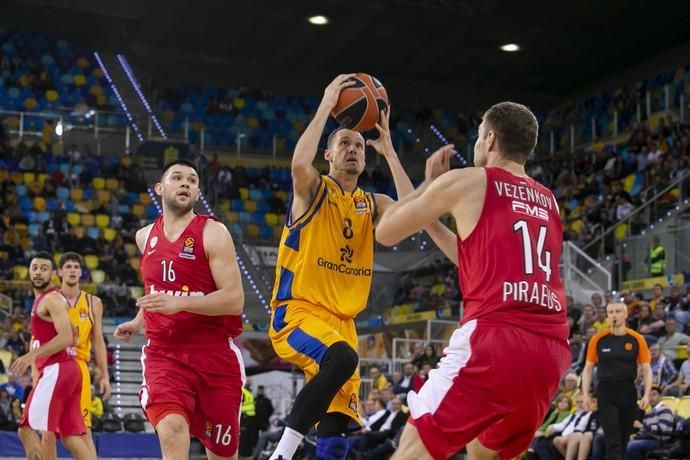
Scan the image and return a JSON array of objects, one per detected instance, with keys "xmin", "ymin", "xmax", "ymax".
[{"xmin": 4, "ymin": 0, "xmax": 690, "ymax": 102}]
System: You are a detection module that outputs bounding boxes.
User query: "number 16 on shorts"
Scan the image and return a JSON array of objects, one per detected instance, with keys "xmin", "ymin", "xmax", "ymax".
[{"xmin": 205, "ymin": 422, "xmax": 232, "ymax": 446}]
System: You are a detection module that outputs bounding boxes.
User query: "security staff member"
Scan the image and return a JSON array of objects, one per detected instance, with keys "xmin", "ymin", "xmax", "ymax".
[
  {"xmin": 582, "ymin": 302, "xmax": 652, "ymax": 460},
  {"xmin": 647, "ymin": 236, "xmax": 666, "ymax": 276}
]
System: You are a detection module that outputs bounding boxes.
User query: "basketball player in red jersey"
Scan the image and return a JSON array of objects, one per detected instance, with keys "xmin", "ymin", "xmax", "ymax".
[
  {"xmin": 377, "ymin": 102, "xmax": 571, "ymax": 460},
  {"xmin": 10, "ymin": 252, "xmax": 90, "ymax": 459},
  {"xmin": 113, "ymin": 160, "xmax": 245, "ymax": 460}
]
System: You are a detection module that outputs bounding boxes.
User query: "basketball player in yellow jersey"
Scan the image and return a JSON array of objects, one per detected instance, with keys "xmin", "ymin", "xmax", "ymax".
[
  {"xmin": 268, "ymin": 74, "xmax": 455, "ymax": 460},
  {"xmin": 41, "ymin": 252, "xmax": 111, "ymax": 460}
]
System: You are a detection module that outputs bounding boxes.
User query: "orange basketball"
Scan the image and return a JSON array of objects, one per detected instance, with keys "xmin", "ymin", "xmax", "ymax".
[{"xmin": 331, "ymin": 73, "xmax": 389, "ymax": 132}]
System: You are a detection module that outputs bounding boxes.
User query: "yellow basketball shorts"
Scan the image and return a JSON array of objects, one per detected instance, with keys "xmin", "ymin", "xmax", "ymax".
[
  {"xmin": 76, "ymin": 359, "xmax": 92, "ymax": 428},
  {"xmin": 269, "ymin": 302, "xmax": 360, "ymax": 423}
]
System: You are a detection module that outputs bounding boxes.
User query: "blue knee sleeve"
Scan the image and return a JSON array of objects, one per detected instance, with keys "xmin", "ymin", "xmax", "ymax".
[{"xmin": 316, "ymin": 435, "xmax": 349, "ymax": 460}]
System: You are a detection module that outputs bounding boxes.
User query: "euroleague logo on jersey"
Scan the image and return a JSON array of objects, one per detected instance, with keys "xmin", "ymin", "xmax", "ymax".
[
  {"xmin": 179, "ymin": 237, "xmax": 196, "ymax": 260},
  {"xmin": 625, "ymin": 343, "xmax": 633, "ymax": 351},
  {"xmin": 353, "ymin": 196, "xmax": 369, "ymax": 214}
]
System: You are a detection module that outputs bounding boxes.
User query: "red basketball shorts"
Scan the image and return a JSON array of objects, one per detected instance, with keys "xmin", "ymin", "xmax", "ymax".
[
  {"xmin": 408, "ymin": 319, "xmax": 571, "ymax": 459},
  {"xmin": 21, "ymin": 360, "xmax": 86, "ymax": 438},
  {"xmin": 140, "ymin": 339, "xmax": 245, "ymax": 457}
]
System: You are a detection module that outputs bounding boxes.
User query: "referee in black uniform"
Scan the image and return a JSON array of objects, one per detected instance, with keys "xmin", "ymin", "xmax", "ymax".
[{"xmin": 582, "ymin": 302, "xmax": 652, "ymax": 460}]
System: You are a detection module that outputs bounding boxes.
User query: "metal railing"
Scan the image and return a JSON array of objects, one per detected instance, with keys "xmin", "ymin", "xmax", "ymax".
[
  {"xmin": 582, "ymin": 172, "xmax": 690, "ymax": 259},
  {"xmin": 561, "ymin": 241, "xmax": 612, "ymax": 305}
]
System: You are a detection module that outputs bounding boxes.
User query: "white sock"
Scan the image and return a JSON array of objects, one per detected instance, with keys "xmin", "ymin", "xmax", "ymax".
[{"xmin": 269, "ymin": 427, "xmax": 304, "ymax": 460}]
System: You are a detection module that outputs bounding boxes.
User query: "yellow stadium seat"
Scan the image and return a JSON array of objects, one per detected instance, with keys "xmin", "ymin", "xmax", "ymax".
[
  {"xmin": 679, "ymin": 345, "xmax": 688, "ymax": 360},
  {"xmin": 91, "ymin": 269, "xmax": 106, "ymax": 284},
  {"xmin": 677, "ymin": 397, "xmax": 690, "ymax": 419},
  {"xmin": 33, "ymin": 197, "xmax": 46, "ymax": 211},
  {"xmin": 275, "ymin": 191, "xmax": 288, "ymax": 202},
  {"xmin": 226, "ymin": 211, "xmax": 239, "ymax": 224},
  {"xmin": 105, "ymin": 178, "xmax": 119, "ymax": 191},
  {"xmin": 53, "ymin": 253, "xmax": 63, "ymax": 267},
  {"xmin": 92, "ymin": 177, "xmax": 105, "ymax": 190},
  {"xmin": 93, "ymin": 190, "xmax": 109, "ymax": 204},
  {"xmin": 121, "ymin": 155, "xmax": 132, "ymax": 167},
  {"xmin": 246, "ymin": 224, "xmax": 259, "ymax": 239},
  {"xmin": 244, "ymin": 200, "xmax": 257, "ymax": 213},
  {"xmin": 103, "ymin": 228, "xmax": 116, "ymax": 242},
  {"xmin": 128, "ymin": 258, "xmax": 140, "ymax": 270},
  {"xmin": 265, "ymin": 213, "xmax": 278, "ymax": 226},
  {"xmin": 218, "ymin": 201, "xmax": 230, "ymax": 211},
  {"xmin": 139, "ymin": 193, "xmax": 152, "ymax": 205},
  {"xmin": 23, "ymin": 172, "xmax": 35, "ymax": 184},
  {"xmin": 124, "ymin": 243, "xmax": 138, "ymax": 257},
  {"xmin": 84, "ymin": 255, "xmax": 99, "ymax": 270},
  {"xmin": 96, "ymin": 214, "xmax": 110, "ymax": 228},
  {"xmin": 20, "ymin": 238, "xmax": 32, "ymax": 252},
  {"xmin": 81, "ymin": 214, "xmax": 95, "ymax": 226},
  {"xmin": 12, "ymin": 265, "xmax": 28, "ymax": 280},
  {"xmin": 614, "ymin": 223, "xmax": 628, "ymax": 241},
  {"xmin": 38, "ymin": 173, "xmax": 48, "ymax": 184},
  {"xmin": 239, "ymin": 188, "xmax": 249, "ymax": 200},
  {"xmin": 0, "ymin": 350, "xmax": 11, "ymax": 369},
  {"xmin": 10, "ymin": 172, "xmax": 23, "ymax": 185},
  {"xmin": 132, "ymin": 204, "xmax": 145, "ymax": 217},
  {"xmin": 67, "ymin": 212, "xmax": 81, "ymax": 226},
  {"xmin": 15, "ymin": 224, "xmax": 28, "ymax": 238},
  {"xmin": 661, "ymin": 397, "xmax": 680, "ymax": 414},
  {"xmin": 74, "ymin": 226, "xmax": 86, "ymax": 238},
  {"xmin": 70, "ymin": 188, "xmax": 84, "ymax": 201},
  {"xmin": 128, "ymin": 286, "xmax": 144, "ymax": 300},
  {"xmin": 0, "ymin": 170, "xmax": 8, "ymax": 182}
]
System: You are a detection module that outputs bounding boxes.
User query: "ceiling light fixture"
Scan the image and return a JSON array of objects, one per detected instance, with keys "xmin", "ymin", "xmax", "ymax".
[
  {"xmin": 308, "ymin": 15, "xmax": 329, "ymax": 25},
  {"xmin": 500, "ymin": 43, "xmax": 520, "ymax": 52}
]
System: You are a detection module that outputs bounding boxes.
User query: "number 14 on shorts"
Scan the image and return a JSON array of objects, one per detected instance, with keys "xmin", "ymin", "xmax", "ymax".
[{"xmin": 205, "ymin": 422, "xmax": 232, "ymax": 446}]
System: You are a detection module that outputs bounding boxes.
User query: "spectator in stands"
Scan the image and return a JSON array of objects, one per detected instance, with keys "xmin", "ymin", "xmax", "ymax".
[
  {"xmin": 591, "ymin": 293, "xmax": 604, "ymax": 309},
  {"xmin": 622, "ymin": 290, "xmax": 640, "ymax": 317},
  {"xmin": 646, "ymin": 237, "xmax": 666, "ymax": 276},
  {"xmin": 368, "ymin": 388, "xmax": 382, "ymax": 406},
  {"xmin": 255, "ymin": 385, "xmax": 274, "ymax": 433},
  {"xmin": 667, "ymin": 285, "xmax": 690, "ymax": 331},
  {"xmin": 525, "ymin": 394, "xmax": 572, "ymax": 458},
  {"xmin": 353, "ymin": 397, "xmax": 408, "ymax": 458},
  {"xmin": 646, "ymin": 344, "xmax": 678, "ymax": 393},
  {"xmin": 649, "ymin": 284, "xmax": 665, "ymax": 310},
  {"xmin": 417, "ymin": 344, "xmax": 439, "ymax": 370},
  {"xmin": 536, "ymin": 395, "xmax": 591, "ymax": 460},
  {"xmin": 0, "ymin": 374, "xmax": 24, "ymax": 402},
  {"xmin": 419, "ymin": 364, "xmax": 433, "ymax": 381},
  {"xmin": 559, "ymin": 373, "xmax": 579, "ymax": 406},
  {"xmin": 656, "ymin": 318, "xmax": 690, "ymax": 362},
  {"xmin": 625, "ymin": 386, "xmax": 673, "ymax": 460},
  {"xmin": 392, "ymin": 363, "xmax": 423, "ymax": 396},
  {"xmin": 369, "ymin": 366, "xmax": 389, "ymax": 391},
  {"xmin": 592, "ymin": 307, "xmax": 609, "ymax": 332},
  {"xmin": 4, "ymin": 328, "xmax": 26, "ymax": 355},
  {"xmin": 577, "ymin": 305, "xmax": 595, "ymax": 334},
  {"xmin": 569, "ymin": 333, "xmax": 584, "ymax": 365},
  {"xmin": 381, "ymin": 388, "xmax": 395, "ymax": 411},
  {"xmin": 664, "ymin": 343, "xmax": 690, "ymax": 396},
  {"xmin": 552, "ymin": 396, "xmax": 597, "ymax": 460}
]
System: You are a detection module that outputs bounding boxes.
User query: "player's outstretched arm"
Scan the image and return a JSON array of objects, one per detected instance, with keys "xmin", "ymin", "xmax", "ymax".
[
  {"xmin": 376, "ymin": 167, "xmax": 484, "ymax": 249},
  {"xmin": 292, "ymin": 74, "xmax": 356, "ymax": 215},
  {"xmin": 10, "ymin": 294, "xmax": 72, "ymax": 375},
  {"xmin": 91, "ymin": 296, "xmax": 112, "ymax": 400}
]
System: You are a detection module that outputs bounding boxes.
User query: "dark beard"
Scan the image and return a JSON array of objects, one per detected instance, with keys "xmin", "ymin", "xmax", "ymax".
[{"xmin": 31, "ymin": 278, "xmax": 51, "ymax": 291}]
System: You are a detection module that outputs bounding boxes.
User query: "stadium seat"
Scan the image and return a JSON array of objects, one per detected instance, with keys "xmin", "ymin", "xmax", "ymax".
[
  {"xmin": 84, "ymin": 255, "xmax": 99, "ymax": 270},
  {"xmin": 92, "ymin": 177, "xmax": 105, "ymax": 190},
  {"xmin": 22, "ymin": 172, "xmax": 35, "ymax": 184},
  {"xmin": 81, "ymin": 214, "xmax": 95, "ymax": 226},
  {"xmin": 139, "ymin": 192, "xmax": 152, "ymax": 205},
  {"xmin": 238, "ymin": 188, "xmax": 249, "ymax": 200},
  {"xmin": 96, "ymin": 214, "xmax": 110, "ymax": 228},
  {"xmin": 28, "ymin": 223, "xmax": 40, "ymax": 237},
  {"xmin": 15, "ymin": 184, "xmax": 27, "ymax": 197},
  {"xmin": 103, "ymin": 228, "xmax": 116, "ymax": 242},
  {"xmin": 10, "ymin": 172, "xmax": 23, "ymax": 185},
  {"xmin": 73, "ymin": 226, "xmax": 86, "ymax": 238},
  {"xmin": 244, "ymin": 200, "xmax": 257, "ymax": 213},
  {"xmin": 15, "ymin": 223, "xmax": 28, "ymax": 238},
  {"xmin": 128, "ymin": 286, "xmax": 144, "ymax": 299},
  {"xmin": 70, "ymin": 188, "xmax": 84, "ymax": 201},
  {"xmin": 67, "ymin": 212, "xmax": 80, "ymax": 226},
  {"xmin": 265, "ymin": 213, "xmax": 278, "ymax": 226},
  {"xmin": 249, "ymin": 189, "xmax": 263, "ymax": 202},
  {"xmin": 105, "ymin": 178, "xmax": 118, "ymax": 191},
  {"xmin": 124, "ymin": 243, "xmax": 138, "ymax": 257},
  {"xmin": 12, "ymin": 265, "xmax": 28, "ymax": 280},
  {"xmin": 56, "ymin": 186, "xmax": 70, "ymax": 200},
  {"xmin": 132, "ymin": 204, "xmax": 145, "ymax": 217},
  {"xmin": 239, "ymin": 211, "xmax": 252, "ymax": 224},
  {"xmin": 91, "ymin": 269, "xmax": 106, "ymax": 284},
  {"xmin": 87, "ymin": 227, "xmax": 100, "ymax": 239},
  {"xmin": 225, "ymin": 211, "xmax": 239, "ymax": 224},
  {"xmin": 53, "ymin": 253, "xmax": 63, "ymax": 267},
  {"xmin": 97, "ymin": 190, "xmax": 111, "ymax": 203},
  {"xmin": 677, "ymin": 397, "xmax": 690, "ymax": 419},
  {"xmin": 128, "ymin": 258, "xmax": 140, "ymax": 270},
  {"xmin": 37, "ymin": 173, "xmax": 48, "ymax": 184},
  {"xmin": 661, "ymin": 396, "xmax": 680, "ymax": 414},
  {"xmin": 33, "ymin": 196, "xmax": 46, "ymax": 211},
  {"xmin": 246, "ymin": 224, "xmax": 260, "ymax": 239}
]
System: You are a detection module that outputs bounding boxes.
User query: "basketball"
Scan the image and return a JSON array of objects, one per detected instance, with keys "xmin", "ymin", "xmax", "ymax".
[{"xmin": 331, "ymin": 73, "xmax": 389, "ymax": 132}]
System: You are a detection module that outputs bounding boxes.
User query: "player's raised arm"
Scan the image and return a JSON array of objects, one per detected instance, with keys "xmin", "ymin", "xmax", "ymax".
[
  {"xmin": 376, "ymin": 167, "xmax": 484, "ymax": 247},
  {"xmin": 291, "ymin": 75, "xmax": 356, "ymax": 213}
]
